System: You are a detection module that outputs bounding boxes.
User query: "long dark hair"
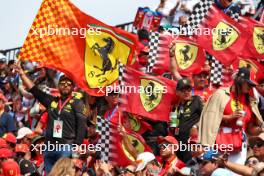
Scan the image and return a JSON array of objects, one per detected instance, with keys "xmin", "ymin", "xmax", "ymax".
[{"xmin": 233, "ymin": 76, "xmax": 250, "ymax": 106}]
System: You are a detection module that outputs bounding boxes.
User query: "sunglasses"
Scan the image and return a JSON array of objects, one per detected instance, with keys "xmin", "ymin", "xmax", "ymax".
[
  {"xmin": 196, "ymin": 74, "xmax": 208, "ymax": 79},
  {"xmin": 59, "ymin": 81, "xmax": 72, "ymax": 87},
  {"xmin": 246, "ymin": 160, "xmax": 259, "ymax": 165},
  {"xmin": 107, "ymin": 92, "xmax": 119, "ymax": 97},
  {"xmin": 200, "ymin": 160, "xmax": 210, "ymax": 166},
  {"xmin": 7, "ymin": 142, "xmax": 16, "ymax": 148},
  {"xmin": 159, "ymin": 143, "xmax": 170, "ymax": 149},
  {"xmin": 251, "ymin": 141, "xmax": 264, "ymax": 148},
  {"xmin": 181, "ymin": 87, "xmax": 192, "ymax": 92}
]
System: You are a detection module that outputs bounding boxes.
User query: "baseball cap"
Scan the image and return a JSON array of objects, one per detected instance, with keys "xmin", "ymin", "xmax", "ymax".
[
  {"xmin": 15, "ymin": 144, "xmax": 29, "ymax": 153},
  {"xmin": 158, "ymin": 136, "xmax": 179, "ymax": 145},
  {"xmin": 16, "ymin": 127, "xmax": 33, "ymax": 140},
  {"xmin": 176, "ymin": 78, "xmax": 192, "ymax": 91},
  {"xmin": 198, "ymin": 149, "xmax": 219, "ymax": 162},
  {"xmin": 2, "ymin": 159, "xmax": 21, "ymax": 176},
  {"xmin": 31, "ymin": 135, "xmax": 45, "ymax": 145},
  {"xmin": 3, "ymin": 133, "xmax": 17, "ymax": 144},
  {"xmin": 135, "ymin": 152, "xmax": 155, "ymax": 172},
  {"xmin": 0, "ymin": 148, "xmax": 13, "ymax": 158},
  {"xmin": 58, "ymin": 75, "xmax": 73, "ymax": 84},
  {"xmin": 0, "ymin": 138, "xmax": 8, "ymax": 148},
  {"xmin": 18, "ymin": 159, "xmax": 38, "ymax": 175},
  {"xmin": 237, "ymin": 67, "xmax": 257, "ymax": 86}
]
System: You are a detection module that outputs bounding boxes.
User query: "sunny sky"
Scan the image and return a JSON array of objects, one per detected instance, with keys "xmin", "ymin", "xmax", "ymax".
[{"xmin": 0, "ymin": 0, "xmax": 161, "ymax": 50}]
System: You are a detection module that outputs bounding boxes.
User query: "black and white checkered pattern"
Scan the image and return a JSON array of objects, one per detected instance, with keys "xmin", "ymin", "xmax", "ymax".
[
  {"xmin": 147, "ymin": 31, "xmax": 160, "ymax": 72},
  {"xmin": 187, "ymin": 0, "xmax": 214, "ymax": 29},
  {"xmin": 210, "ymin": 56, "xmax": 223, "ymax": 85},
  {"xmin": 230, "ymin": 12, "xmax": 240, "ymax": 21},
  {"xmin": 118, "ymin": 61, "xmax": 125, "ymax": 87},
  {"xmin": 96, "ymin": 116, "xmax": 111, "ymax": 161}
]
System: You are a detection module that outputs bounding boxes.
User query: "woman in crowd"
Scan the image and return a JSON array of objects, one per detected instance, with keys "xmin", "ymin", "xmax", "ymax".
[
  {"xmin": 48, "ymin": 157, "xmax": 75, "ymax": 176},
  {"xmin": 199, "ymin": 67, "xmax": 264, "ymax": 175}
]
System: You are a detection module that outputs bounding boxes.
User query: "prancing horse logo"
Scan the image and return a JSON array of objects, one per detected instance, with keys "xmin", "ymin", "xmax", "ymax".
[
  {"xmin": 179, "ymin": 45, "xmax": 193, "ymax": 62},
  {"xmin": 91, "ymin": 37, "xmax": 118, "ymax": 77}
]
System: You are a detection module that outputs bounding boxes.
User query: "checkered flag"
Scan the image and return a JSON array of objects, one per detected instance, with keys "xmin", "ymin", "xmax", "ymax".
[
  {"xmin": 147, "ymin": 31, "xmax": 160, "ymax": 72},
  {"xmin": 187, "ymin": 0, "xmax": 214, "ymax": 29},
  {"xmin": 210, "ymin": 56, "xmax": 223, "ymax": 85},
  {"xmin": 96, "ymin": 116, "xmax": 111, "ymax": 161}
]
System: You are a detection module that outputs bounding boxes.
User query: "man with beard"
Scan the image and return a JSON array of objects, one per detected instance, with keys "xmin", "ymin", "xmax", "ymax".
[{"xmin": 14, "ymin": 63, "xmax": 86, "ymax": 174}]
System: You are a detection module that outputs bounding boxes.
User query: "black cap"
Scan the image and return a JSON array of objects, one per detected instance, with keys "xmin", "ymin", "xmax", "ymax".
[
  {"xmin": 237, "ymin": 67, "xmax": 257, "ymax": 86},
  {"xmin": 176, "ymin": 78, "xmax": 192, "ymax": 90},
  {"xmin": 59, "ymin": 75, "xmax": 73, "ymax": 84}
]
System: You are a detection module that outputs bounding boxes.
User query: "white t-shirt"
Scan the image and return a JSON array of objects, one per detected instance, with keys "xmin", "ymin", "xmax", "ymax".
[{"xmin": 211, "ymin": 168, "xmax": 230, "ymax": 176}]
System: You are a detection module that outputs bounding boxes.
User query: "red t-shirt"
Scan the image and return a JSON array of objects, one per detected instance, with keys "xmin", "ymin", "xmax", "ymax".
[
  {"xmin": 158, "ymin": 156, "xmax": 185, "ymax": 176},
  {"xmin": 39, "ymin": 112, "xmax": 48, "ymax": 129},
  {"xmin": 221, "ymin": 92, "xmax": 252, "ymax": 130},
  {"xmin": 103, "ymin": 106, "xmax": 120, "ymax": 125}
]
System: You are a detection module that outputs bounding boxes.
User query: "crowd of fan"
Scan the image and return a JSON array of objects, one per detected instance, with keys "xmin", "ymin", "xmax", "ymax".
[{"xmin": 0, "ymin": 0, "xmax": 263, "ymax": 176}]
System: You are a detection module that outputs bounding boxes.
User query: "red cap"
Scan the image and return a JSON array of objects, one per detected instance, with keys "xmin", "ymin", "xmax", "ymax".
[
  {"xmin": 15, "ymin": 144, "xmax": 29, "ymax": 153},
  {"xmin": 3, "ymin": 133, "xmax": 17, "ymax": 144},
  {"xmin": 0, "ymin": 138, "xmax": 8, "ymax": 148},
  {"xmin": 0, "ymin": 148, "xmax": 13, "ymax": 158},
  {"xmin": 2, "ymin": 159, "xmax": 21, "ymax": 176},
  {"xmin": 158, "ymin": 136, "xmax": 179, "ymax": 145},
  {"xmin": 73, "ymin": 158, "xmax": 83, "ymax": 170}
]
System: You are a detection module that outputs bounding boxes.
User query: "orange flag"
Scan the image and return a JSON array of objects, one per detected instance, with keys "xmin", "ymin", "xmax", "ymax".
[{"xmin": 19, "ymin": 0, "xmax": 137, "ymax": 96}]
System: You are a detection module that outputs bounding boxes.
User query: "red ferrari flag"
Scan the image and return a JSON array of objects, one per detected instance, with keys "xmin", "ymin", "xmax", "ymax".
[
  {"xmin": 171, "ymin": 35, "xmax": 206, "ymax": 76},
  {"xmin": 232, "ymin": 57, "xmax": 264, "ymax": 80},
  {"xmin": 193, "ymin": 5, "xmax": 249, "ymax": 66},
  {"xmin": 239, "ymin": 17, "xmax": 264, "ymax": 59},
  {"xmin": 19, "ymin": 0, "xmax": 137, "ymax": 96},
  {"xmin": 120, "ymin": 66, "xmax": 176, "ymax": 122},
  {"xmin": 109, "ymin": 125, "xmax": 152, "ymax": 167}
]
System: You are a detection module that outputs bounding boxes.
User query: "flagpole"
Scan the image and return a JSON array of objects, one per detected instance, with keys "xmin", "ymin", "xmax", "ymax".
[{"xmin": 118, "ymin": 105, "xmax": 121, "ymax": 126}]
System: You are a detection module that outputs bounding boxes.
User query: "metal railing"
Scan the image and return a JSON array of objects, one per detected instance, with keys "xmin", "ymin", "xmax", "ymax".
[{"xmin": 1, "ymin": 22, "xmax": 134, "ymax": 62}]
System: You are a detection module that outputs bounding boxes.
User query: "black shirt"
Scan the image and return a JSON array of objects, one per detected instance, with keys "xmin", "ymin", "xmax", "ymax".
[
  {"xmin": 174, "ymin": 96, "xmax": 203, "ymax": 142},
  {"xmin": 30, "ymin": 85, "xmax": 86, "ymax": 145}
]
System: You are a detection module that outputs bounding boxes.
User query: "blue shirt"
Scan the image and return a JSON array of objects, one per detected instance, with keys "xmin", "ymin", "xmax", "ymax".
[{"xmin": 0, "ymin": 112, "xmax": 17, "ymax": 137}]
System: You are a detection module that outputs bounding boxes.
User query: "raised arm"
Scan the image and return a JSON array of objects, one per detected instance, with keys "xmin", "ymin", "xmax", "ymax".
[{"xmin": 13, "ymin": 62, "xmax": 34, "ymax": 90}]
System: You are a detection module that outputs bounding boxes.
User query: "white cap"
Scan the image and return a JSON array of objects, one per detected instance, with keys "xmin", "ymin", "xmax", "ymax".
[
  {"xmin": 135, "ymin": 152, "xmax": 155, "ymax": 172},
  {"xmin": 16, "ymin": 127, "xmax": 33, "ymax": 139}
]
